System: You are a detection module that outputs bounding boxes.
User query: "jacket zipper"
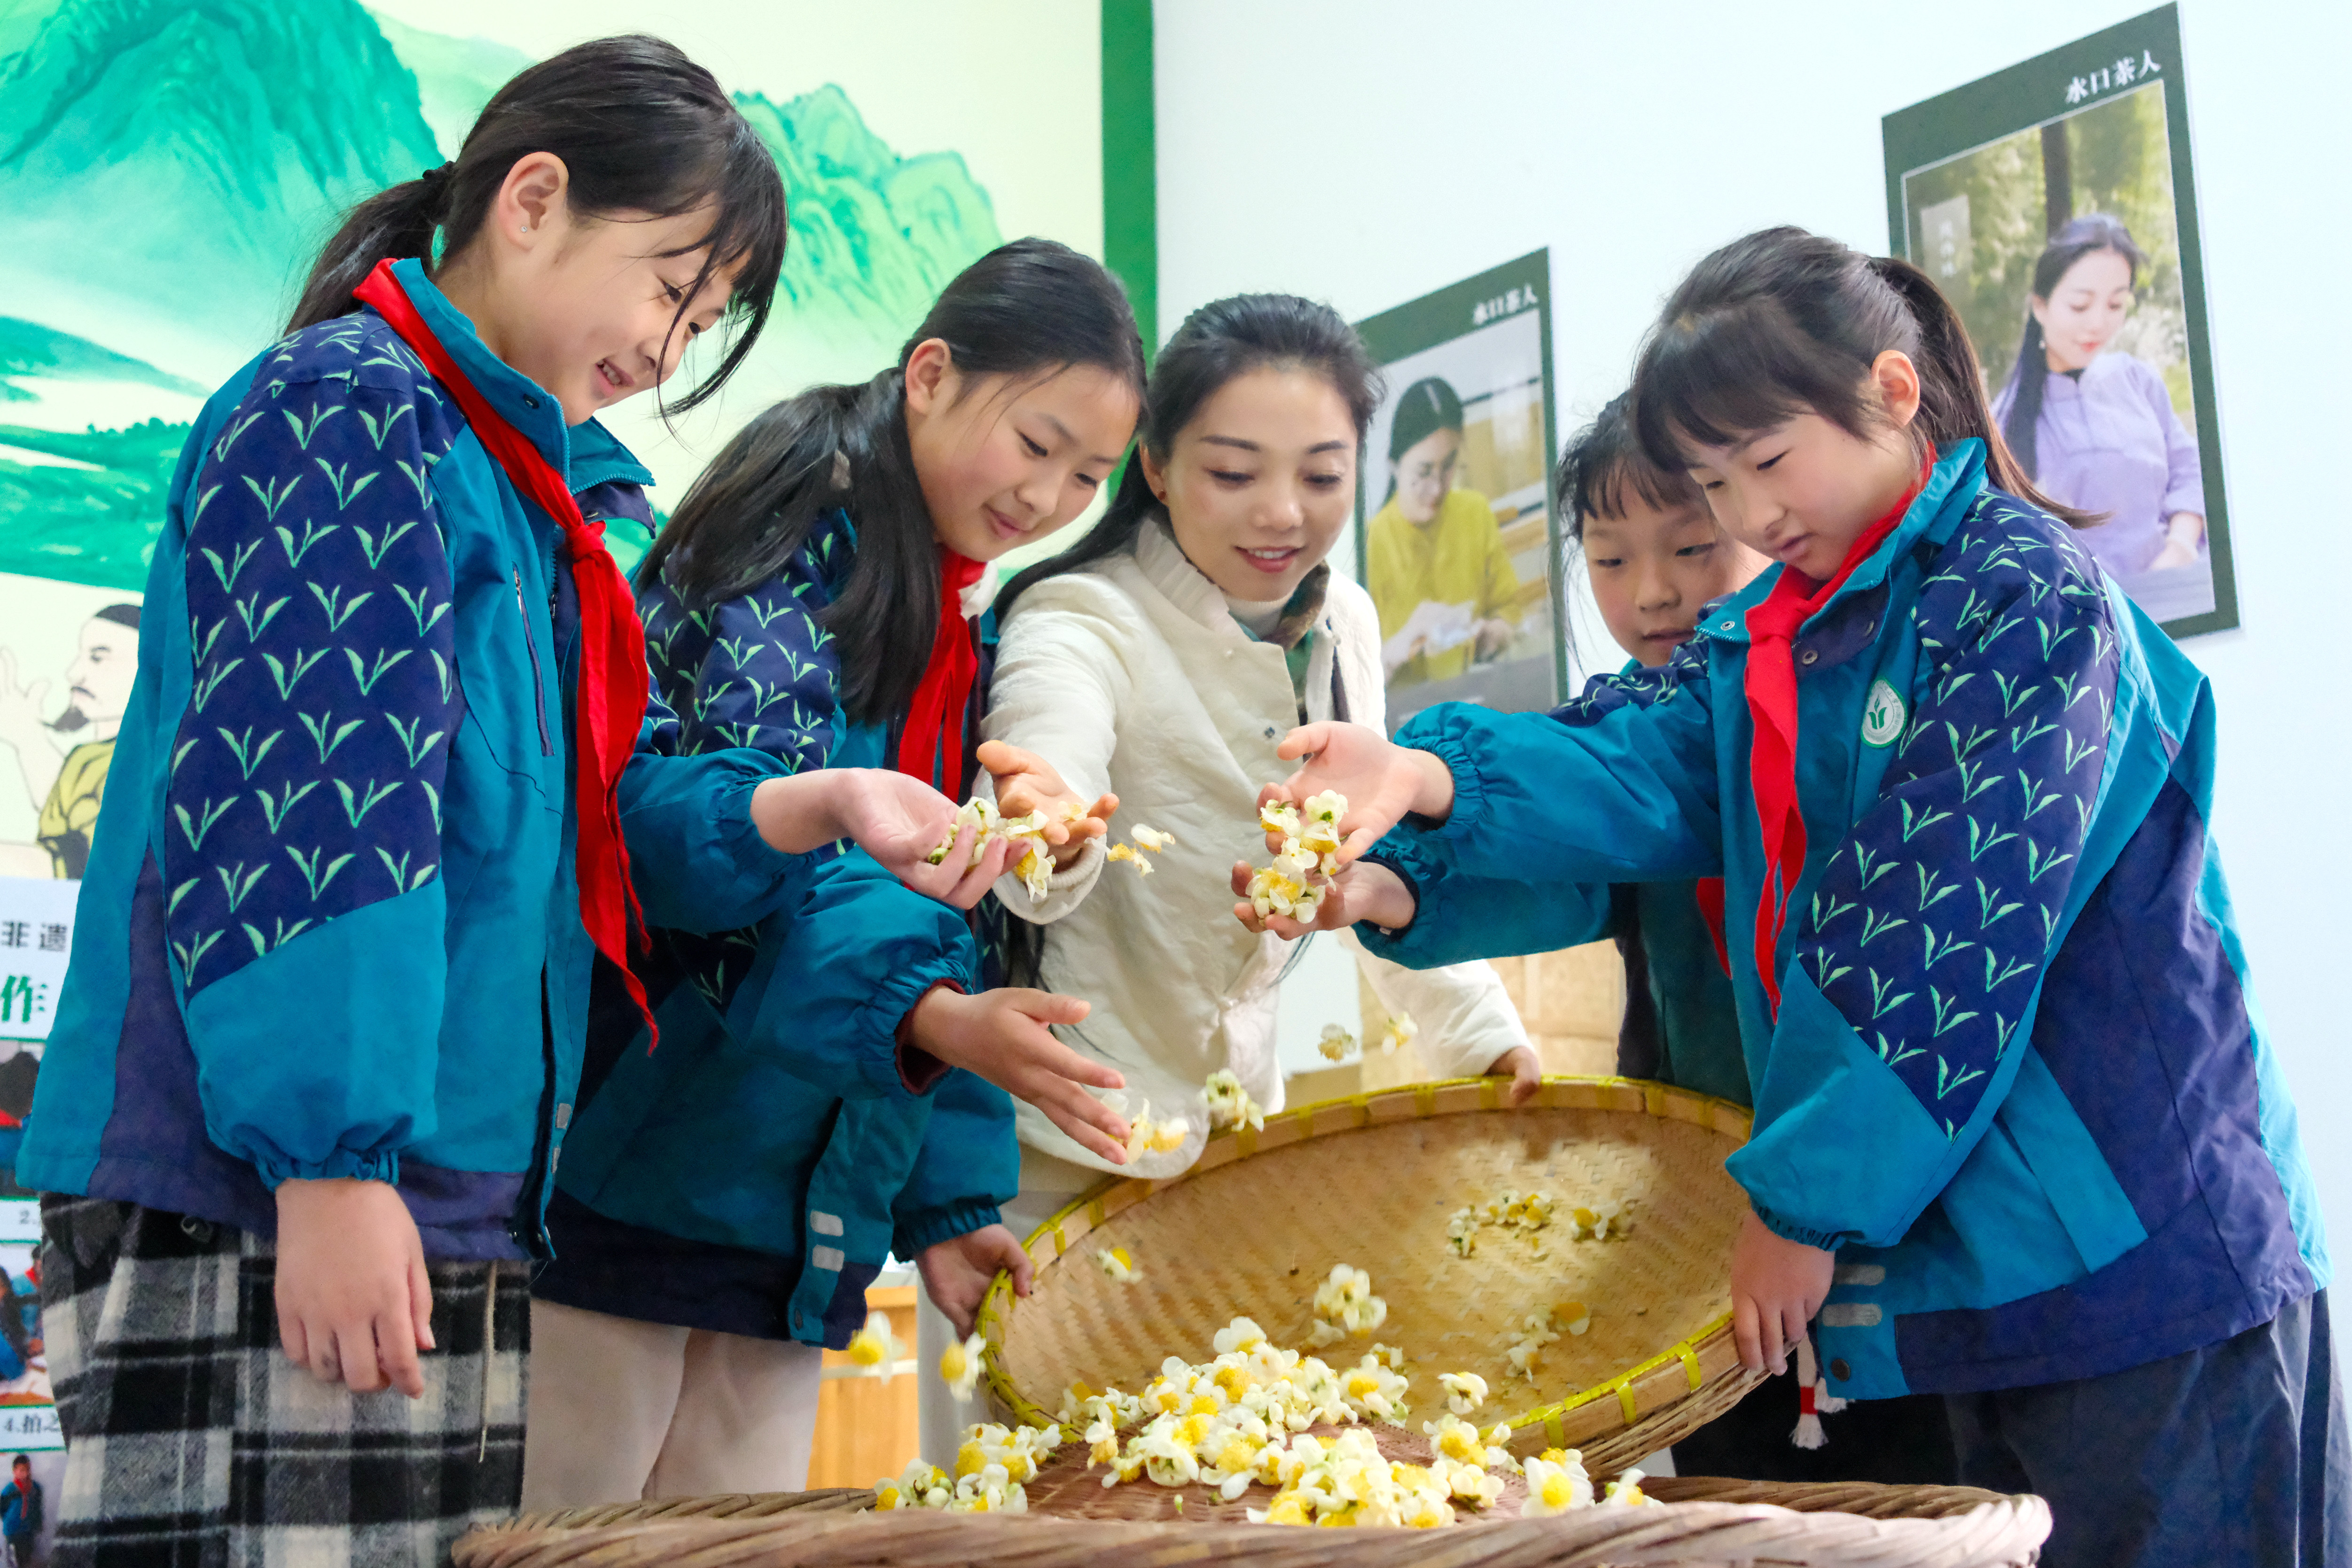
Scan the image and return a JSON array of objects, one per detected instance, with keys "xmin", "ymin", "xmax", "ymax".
[{"xmin": 514, "ymin": 567, "xmax": 554, "ymax": 757}]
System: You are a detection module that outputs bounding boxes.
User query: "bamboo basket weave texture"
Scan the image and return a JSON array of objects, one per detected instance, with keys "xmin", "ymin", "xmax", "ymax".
[
  {"xmin": 984, "ymin": 1077, "xmax": 1765, "ymax": 1468},
  {"xmin": 456, "ymin": 1486, "xmax": 2053, "ymax": 1567}
]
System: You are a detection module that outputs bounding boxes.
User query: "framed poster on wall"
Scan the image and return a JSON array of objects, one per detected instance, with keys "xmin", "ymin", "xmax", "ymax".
[
  {"xmin": 1883, "ymin": 4, "xmax": 2233, "ymax": 637},
  {"xmin": 1353, "ymin": 251, "xmax": 1562, "ymax": 733}
]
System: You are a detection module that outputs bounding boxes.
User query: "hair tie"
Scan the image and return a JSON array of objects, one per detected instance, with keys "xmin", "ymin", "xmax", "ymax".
[{"xmin": 419, "ymin": 161, "xmax": 454, "ymax": 191}]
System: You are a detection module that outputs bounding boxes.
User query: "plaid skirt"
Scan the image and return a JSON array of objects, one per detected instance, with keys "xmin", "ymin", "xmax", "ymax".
[{"xmin": 39, "ymin": 1195, "xmax": 528, "ymax": 1568}]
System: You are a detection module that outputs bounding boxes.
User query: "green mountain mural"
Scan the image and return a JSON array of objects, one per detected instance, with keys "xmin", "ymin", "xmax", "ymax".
[
  {"xmin": 0, "ymin": 318, "xmax": 204, "ymax": 402},
  {"xmin": 0, "ymin": 0, "xmax": 445, "ymax": 348},
  {"xmin": 0, "ymin": 0, "xmax": 1006, "ymax": 591}
]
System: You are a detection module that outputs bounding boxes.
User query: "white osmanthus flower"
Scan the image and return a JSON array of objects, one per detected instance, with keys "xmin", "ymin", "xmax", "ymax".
[
  {"xmin": 1203, "ymin": 1068, "xmax": 1266, "ymax": 1133},
  {"xmin": 1602, "ymin": 1467, "xmax": 1653, "ymax": 1506},
  {"xmin": 1439, "ymin": 1371, "xmax": 1489, "ymax": 1415},
  {"xmin": 1446, "ymin": 1205, "xmax": 1479, "ymax": 1257},
  {"xmin": 1317, "ymin": 1022, "xmax": 1356, "ymax": 1062},
  {"xmin": 1096, "ymin": 1245, "xmax": 1140, "ymax": 1284},
  {"xmin": 1259, "ymin": 800, "xmax": 1301, "ymax": 837},
  {"xmin": 879, "ymin": 1422, "xmax": 1060, "ymax": 1512},
  {"xmin": 939, "ymin": 1330, "xmax": 986, "ymax": 1403},
  {"xmin": 1105, "ymin": 842, "xmax": 1155, "ymax": 877},
  {"xmin": 1312, "ymin": 1263, "xmax": 1388, "ymax": 1341},
  {"xmin": 1101, "ymin": 1090, "xmax": 1188, "ymax": 1162},
  {"xmin": 1129, "ymin": 823, "xmax": 1176, "ymax": 852},
  {"xmin": 1519, "ymin": 1451, "xmax": 1597, "ymax": 1517},
  {"xmin": 923, "ymin": 796, "xmax": 1064, "ymax": 904},
  {"xmin": 1379, "ymin": 1010, "xmax": 1416, "ymax": 1055},
  {"xmin": 1244, "ymin": 791, "xmax": 1345, "ymax": 925},
  {"xmin": 844, "ymin": 1310, "xmax": 908, "ymax": 1381}
]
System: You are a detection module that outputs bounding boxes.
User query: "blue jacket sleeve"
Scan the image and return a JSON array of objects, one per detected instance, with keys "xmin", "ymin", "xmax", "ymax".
[
  {"xmin": 891, "ymin": 1068, "xmax": 1018, "ymax": 1258},
  {"xmin": 730, "ymin": 844, "xmax": 982, "ymax": 1101},
  {"xmin": 621, "ymin": 551, "xmax": 850, "ymax": 933},
  {"xmin": 619, "ymin": 685, "xmax": 805, "ymax": 935},
  {"xmin": 1727, "ymin": 515, "xmax": 2120, "ymax": 1249},
  {"xmin": 164, "ymin": 367, "xmax": 457, "ymax": 1186},
  {"xmin": 1357, "ymin": 836, "xmax": 1616, "ymax": 969},
  {"xmin": 1384, "ymin": 640, "xmax": 1727, "ymax": 885}
]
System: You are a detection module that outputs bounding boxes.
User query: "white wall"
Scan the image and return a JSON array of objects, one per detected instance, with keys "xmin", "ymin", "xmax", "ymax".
[{"xmin": 1160, "ymin": 2, "xmax": 2352, "ymax": 1233}]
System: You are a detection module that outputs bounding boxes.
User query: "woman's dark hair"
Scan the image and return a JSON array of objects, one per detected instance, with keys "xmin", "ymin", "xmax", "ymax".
[
  {"xmin": 997, "ymin": 293, "xmax": 1383, "ymax": 617},
  {"xmin": 1380, "ymin": 376, "xmax": 1464, "ymax": 505},
  {"xmin": 1632, "ymin": 226, "xmax": 2090, "ymax": 526},
  {"xmin": 642, "ymin": 237, "xmax": 1143, "ymax": 724},
  {"xmin": 288, "ymin": 35, "xmax": 788, "ymax": 415},
  {"xmin": 1999, "ymin": 213, "xmax": 2146, "ymax": 477}
]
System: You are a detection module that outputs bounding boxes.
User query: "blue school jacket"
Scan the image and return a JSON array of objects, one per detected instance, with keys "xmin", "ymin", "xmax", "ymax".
[
  {"xmin": 18, "ymin": 259, "xmax": 803, "ymax": 1258},
  {"xmin": 543, "ymin": 507, "xmax": 1016, "ymax": 1349},
  {"xmin": 1364, "ymin": 440, "xmax": 2327, "ymax": 1399}
]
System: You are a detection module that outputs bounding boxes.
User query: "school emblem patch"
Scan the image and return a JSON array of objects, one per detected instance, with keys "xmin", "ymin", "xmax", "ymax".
[{"xmin": 1861, "ymin": 679, "xmax": 1906, "ymax": 748}]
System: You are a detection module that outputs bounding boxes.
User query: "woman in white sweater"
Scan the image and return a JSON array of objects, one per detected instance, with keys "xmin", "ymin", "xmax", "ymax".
[
  {"xmin": 910, "ymin": 296, "xmax": 1537, "ymax": 1463},
  {"xmin": 977, "ymin": 292, "xmax": 1535, "ymax": 1210}
]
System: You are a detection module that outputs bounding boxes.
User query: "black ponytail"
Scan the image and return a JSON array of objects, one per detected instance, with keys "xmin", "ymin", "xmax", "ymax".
[
  {"xmin": 288, "ymin": 34, "xmax": 788, "ymax": 415},
  {"xmin": 642, "ymin": 237, "xmax": 1143, "ymax": 726},
  {"xmin": 998, "ymin": 292, "xmax": 1383, "ymax": 617},
  {"xmin": 1632, "ymin": 226, "xmax": 2091, "ymax": 527},
  {"xmin": 1998, "ymin": 214, "xmax": 2147, "ymax": 478}
]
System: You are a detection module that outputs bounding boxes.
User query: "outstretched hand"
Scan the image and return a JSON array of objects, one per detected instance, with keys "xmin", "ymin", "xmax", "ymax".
[
  {"xmin": 1262, "ymin": 722, "xmax": 1455, "ymax": 862},
  {"xmin": 1228, "ymin": 841, "xmax": 1416, "ymax": 939},
  {"xmin": 976, "ymin": 739, "xmax": 1117, "ymax": 868},
  {"xmin": 833, "ymin": 769, "xmax": 1016, "ymax": 908},
  {"xmin": 907, "ymin": 987, "xmax": 1132, "ymax": 1163}
]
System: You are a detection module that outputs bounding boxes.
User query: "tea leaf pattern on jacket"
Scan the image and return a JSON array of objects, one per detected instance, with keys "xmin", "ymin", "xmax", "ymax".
[{"xmin": 166, "ymin": 327, "xmax": 461, "ymax": 994}]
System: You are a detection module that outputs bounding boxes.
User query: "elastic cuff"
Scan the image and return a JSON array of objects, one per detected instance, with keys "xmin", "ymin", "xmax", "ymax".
[
  {"xmin": 859, "ymin": 952, "xmax": 978, "ymax": 1099},
  {"xmin": 718, "ymin": 767, "xmax": 804, "ymax": 884},
  {"xmin": 1356, "ymin": 850, "xmax": 1423, "ymax": 946},
  {"xmin": 1407, "ymin": 736, "xmax": 1485, "ymax": 841},
  {"xmin": 895, "ymin": 1201, "xmax": 1005, "ymax": 1259},
  {"xmin": 895, "ymin": 980, "xmax": 963, "ymax": 1094},
  {"xmin": 1752, "ymin": 1201, "xmax": 1844, "ymax": 1251},
  {"xmin": 251, "ymin": 1147, "xmax": 401, "ymax": 1191}
]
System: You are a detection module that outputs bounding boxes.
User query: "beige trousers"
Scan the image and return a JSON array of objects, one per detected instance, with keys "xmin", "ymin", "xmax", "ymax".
[{"xmin": 522, "ymin": 1298, "xmax": 826, "ymax": 1509}]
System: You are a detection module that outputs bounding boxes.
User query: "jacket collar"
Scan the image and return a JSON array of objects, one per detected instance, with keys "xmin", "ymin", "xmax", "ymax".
[
  {"xmin": 1700, "ymin": 439, "xmax": 1987, "ymax": 646},
  {"xmin": 386, "ymin": 257, "xmax": 652, "ymax": 495},
  {"xmin": 1134, "ymin": 515, "xmax": 1252, "ymax": 638}
]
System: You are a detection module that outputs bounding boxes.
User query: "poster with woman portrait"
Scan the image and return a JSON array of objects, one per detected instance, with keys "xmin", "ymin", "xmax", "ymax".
[
  {"xmin": 1883, "ymin": 4, "xmax": 2234, "ymax": 635},
  {"xmin": 1352, "ymin": 251, "xmax": 1563, "ymax": 731}
]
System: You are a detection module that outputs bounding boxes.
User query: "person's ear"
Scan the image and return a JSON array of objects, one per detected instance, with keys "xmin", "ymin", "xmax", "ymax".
[
  {"xmin": 1138, "ymin": 443, "xmax": 1171, "ymax": 503},
  {"xmin": 1869, "ymin": 350, "xmax": 1923, "ymax": 430},
  {"xmin": 902, "ymin": 338, "xmax": 957, "ymax": 419},
  {"xmin": 492, "ymin": 152, "xmax": 570, "ymax": 250}
]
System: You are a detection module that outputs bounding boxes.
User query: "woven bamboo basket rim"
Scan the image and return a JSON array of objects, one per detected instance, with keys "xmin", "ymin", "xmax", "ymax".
[
  {"xmin": 457, "ymin": 1490, "xmax": 2054, "ymax": 1568},
  {"xmin": 978, "ymin": 1074, "xmax": 1756, "ymax": 1456}
]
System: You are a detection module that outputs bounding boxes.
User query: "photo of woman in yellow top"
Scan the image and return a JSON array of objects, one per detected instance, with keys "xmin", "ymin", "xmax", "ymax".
[{"xmin": 1366, "ymin": 377, "xmax": 1523, "ymax": 684}]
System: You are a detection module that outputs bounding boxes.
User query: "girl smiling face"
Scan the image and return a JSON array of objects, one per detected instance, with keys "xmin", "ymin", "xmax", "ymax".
[{"xmin": 1144, "ymin": 364, "xmax": 1359, "ymax": 602}]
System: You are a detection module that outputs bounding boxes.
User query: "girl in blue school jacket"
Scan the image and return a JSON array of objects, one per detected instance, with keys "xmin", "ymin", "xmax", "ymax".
[
  {"xmin": 9, "ymin": 38, "xmax": 909, "ymax": 1558},
  {"xmin": 521, "ymin": 239, "xmax": 1147, "ymax": 1506},
  {"xmin": 1245, "ymin": 229, "xmax": 2344, "ymax": 1568}
]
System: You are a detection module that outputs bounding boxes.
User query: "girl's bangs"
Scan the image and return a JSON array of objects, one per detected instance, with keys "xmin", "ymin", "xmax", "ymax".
[
  {"xmin": 1634, "ymin": 301, "xmax": 1862, "ymax": 470},
  {"xmin": 654, "ymin": 136, "xmax": 789, "ymax": 415}
]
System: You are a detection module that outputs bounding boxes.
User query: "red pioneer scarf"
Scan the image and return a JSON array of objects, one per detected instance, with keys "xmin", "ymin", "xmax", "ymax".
[
  {"xmin": 1741, "ymin": 447, "xmax": 1933, "ymax": 1014},
  {"xmin": 897, "ymin": 549, "xmax": 985, "ymax": 797},
  {"xmin": 353, "ymin": 259, "xmax": 660, "ymax": 1045}
]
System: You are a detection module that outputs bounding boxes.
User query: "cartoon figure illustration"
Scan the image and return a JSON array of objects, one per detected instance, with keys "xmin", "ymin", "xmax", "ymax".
[{"xmin": 0, "ymin": 605, "xmax": 140, "ymax": 879}]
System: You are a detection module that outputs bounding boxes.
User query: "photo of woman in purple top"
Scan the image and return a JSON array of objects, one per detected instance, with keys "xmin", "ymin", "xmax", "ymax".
[{"xmin": 1993, "ymin": 214, "xmax": 2211, "ymax": 624}]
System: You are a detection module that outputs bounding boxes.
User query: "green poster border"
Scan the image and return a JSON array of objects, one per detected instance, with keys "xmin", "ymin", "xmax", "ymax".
[
  {"xmin": 1882, "ymin": 3, "xmax": 2236, "ymax": 638},
  {"xmin": 1352, "ymin": 250, "xmax": 1563, "ymax": 703},
  {"xmin": 1101, "ymin": 0, "xmax": 1157, "ymax": 357}
]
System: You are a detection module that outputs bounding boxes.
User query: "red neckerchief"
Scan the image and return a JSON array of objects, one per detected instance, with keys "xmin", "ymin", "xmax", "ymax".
[
  {"xmin": 1741, "ymin": 446, "xmax": 1933, "ymax": 1014},
  {"xmin": 898, "ymin": 549, "xmax": 985, "ymax": 796},
  {"xmin": 353, "ymin": 259, "xmax": 660, "ymax": 1046}
]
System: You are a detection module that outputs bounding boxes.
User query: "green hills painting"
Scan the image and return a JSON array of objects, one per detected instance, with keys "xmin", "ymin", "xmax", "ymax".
[{"xmin": 0, "ymin": 0, "xmax": 1003, "ymax": 590}]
